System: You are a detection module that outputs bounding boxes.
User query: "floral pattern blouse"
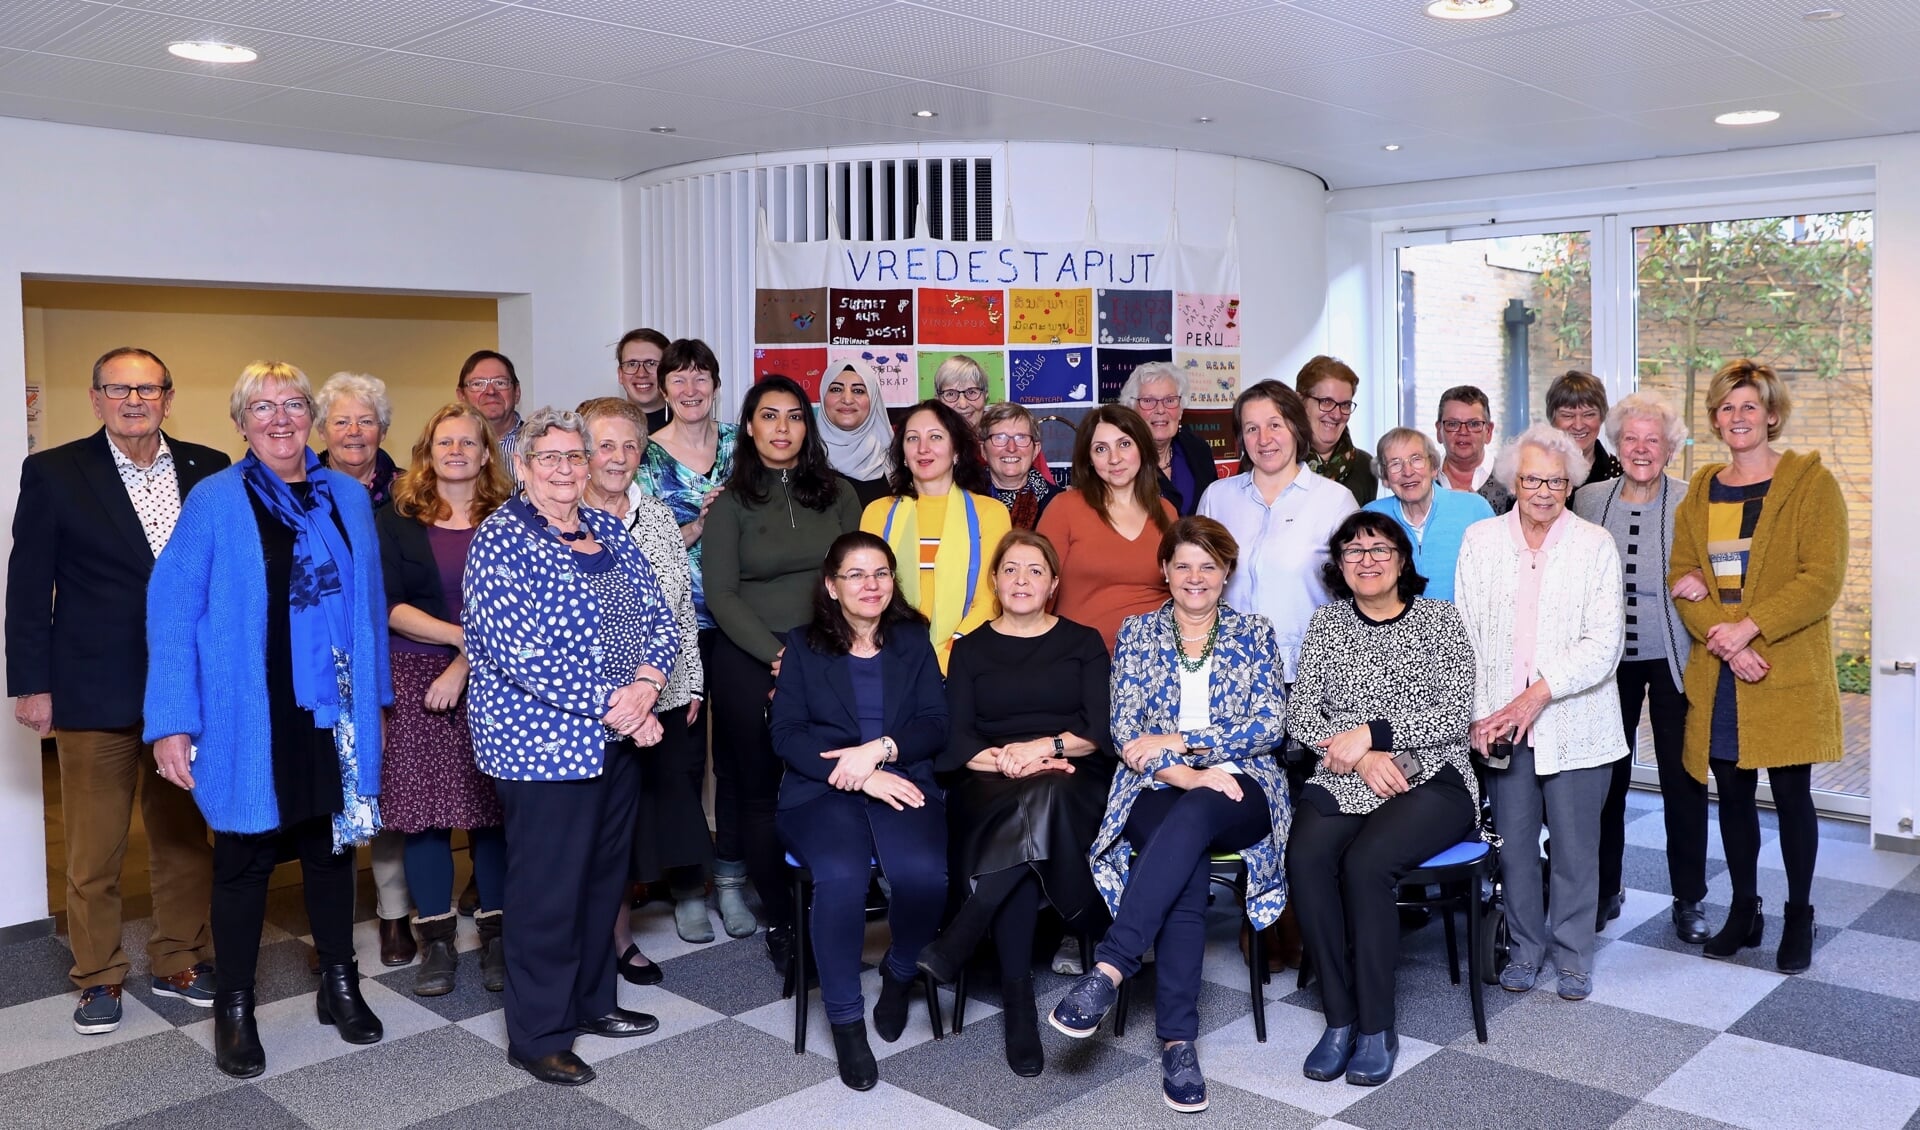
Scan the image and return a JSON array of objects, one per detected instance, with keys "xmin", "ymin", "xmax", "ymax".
[
  {"xmin": 619, "ymin": 481, "xmax": 703, "ymax": 710},
  {"xmin": 636, "ymin": 424, "xmax": 737, "ymax": 630},
  {"xmin": 1091, "ymin": 601, "xmax": 1292, "ymax": 928}
]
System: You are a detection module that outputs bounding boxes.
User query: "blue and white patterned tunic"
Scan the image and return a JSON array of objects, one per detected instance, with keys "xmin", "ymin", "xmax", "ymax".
[
  {"xmin": 463, "ymin": 500, "xmax": 680, "ymax": 782},
  {"xmin": 1090, "ymin": 601, "xmax": 1292, "ymax": 928}
]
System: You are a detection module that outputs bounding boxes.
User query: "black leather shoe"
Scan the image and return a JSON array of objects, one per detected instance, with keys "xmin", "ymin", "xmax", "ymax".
[
  {"xmin": 1345, "ymin": 1028, "xmax": 1399, "ymax": 1087},
  {"xmin": 510, "ymin": 1050, "xmax": 596, "ymax": 1086},
  {"xmin": 830, "ymin": 1019, "xmax": 878, "ymax": 1091},
  {"xmin": 617, "ymin": 943, "xmax": 664, "ymax": 987},
  {"xmin": 213, "ymin": 989, "xmax": 265, "ymax": 1079},
  {"xmin": 315, "ymin": 961, "xmax": 384, "ymax": 1045},
  {"xmin": 1302, "ymin": 1023, "xmax": 1355, "ymax": 1081},
  {"xmin": 576, "ymin": 1007, "xmax": 660, "ymax": 1038},
  {"xmin": 1673, "ymin": 898, "xmax": 1711, "ymax": 945},
  {"xmin": 765, "ymin": 924, "xmax": 795, "ymax": 974},
  {"xmin": 1596, "ymin": 891, "xmax": 1624, "ymax": 933},
  {"xmin": 915, "ymin": 933, "xmax": 970, "ymax": 986}
]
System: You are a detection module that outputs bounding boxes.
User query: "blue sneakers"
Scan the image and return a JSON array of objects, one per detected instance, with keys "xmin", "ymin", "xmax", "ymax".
[
  {"xmin": 73, "ymin": 984, "xmax": 123, "ymax": 1034},
  {"xmin": 1048, "ymin": 970, "xmax": 1119, "ymax": 1038},
  {"xmin": 1161, "ymin": 1040, "xmax": 1208, "ymax": 1112},
  {"xmin": 151, "ymin": 962, "xmax": 217, "ymax": 1006}
]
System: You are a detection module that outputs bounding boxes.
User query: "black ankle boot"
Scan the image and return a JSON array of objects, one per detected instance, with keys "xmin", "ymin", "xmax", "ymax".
[
  {"xmin": 1001, "ymin": 975, "xmax": 1043, "ymax": 1077},
  {"xmin": 830, "ymin": 1019, "xmax": 878, "ymax": 1091},
  {"xmin": 213, "ymin": 988, "xmax": 265, "ymax": 1079},
  {"xmin": 915, "ymin": 930, "xmax": 974, "ymax": 985},
  {"xmin": 316, "ymin": 961, "xmax": 384, "ymax": 1044},
  {"xmin": 1702, "ymin": 896, "xmax": 1764, "ymax": 960},
  {"xmin": 873, "ymin": 966, "xmax": 914, "ymax": 1043},
  {"xmin": 1778, "ymin": 903, "xmax": 1816, "ymax": 974}
]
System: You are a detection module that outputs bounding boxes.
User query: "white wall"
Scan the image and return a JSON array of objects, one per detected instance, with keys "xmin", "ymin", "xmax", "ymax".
[
  {"xmin": 0, "ymin": 117, "xmax": 623, "ymax": 932},
  {"xmin": 1324, "ymin": 133, "xmax": 1920, "ymax": 849}
]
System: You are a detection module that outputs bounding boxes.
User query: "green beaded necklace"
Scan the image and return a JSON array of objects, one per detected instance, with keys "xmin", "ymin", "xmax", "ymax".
[{"xmin": 1173, "ymin": 614, "xmax": 1219, "ymax": 673}]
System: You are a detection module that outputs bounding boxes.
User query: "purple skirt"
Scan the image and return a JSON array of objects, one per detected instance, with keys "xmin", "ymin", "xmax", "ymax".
[{"xmin": 381, "ymin": 650, "xmax": 502, "ymax": 833}]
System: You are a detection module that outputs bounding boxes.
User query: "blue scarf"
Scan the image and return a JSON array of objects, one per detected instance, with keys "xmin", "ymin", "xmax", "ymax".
[{"xmin": 241, "ymin": 451, "xmax": 357, "ymax": 728}]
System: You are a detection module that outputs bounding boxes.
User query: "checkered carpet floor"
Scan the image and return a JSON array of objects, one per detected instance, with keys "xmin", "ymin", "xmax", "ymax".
[{"xmin": 6, "ymin": 791, "xmax": 1920, "ymax": 1129}]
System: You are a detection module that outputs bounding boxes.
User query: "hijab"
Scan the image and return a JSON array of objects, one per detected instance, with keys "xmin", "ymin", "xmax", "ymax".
[{"xmin": 815, "ymin": 360, "xmax": 894, "ymax": 483}]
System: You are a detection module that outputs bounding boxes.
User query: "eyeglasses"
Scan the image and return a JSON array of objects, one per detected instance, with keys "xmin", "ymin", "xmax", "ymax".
[
  {"xmin": 939, "ymin": 387, "xmax": 984, "ymax": 404},
  {"xmin": 1134, "ymin": 395, "xmax": 1182, "ymax": 411},
  {"xmin": 986, "ymin": 432, "xmax": 1034, "ymax": 450},
  {"xmin": 619, "ymin": 359, "xmax": 660, "ymax": 374},
  {"xmin": 1340, "ymin": 545, "xmax": 1398, "ymax": 563},
  {"xmin": 1307, "ymin": 394, "xmax": 1356, "ymax": 416},
  {"xmin": 245, "ymin": 398, "xmax": 311, "ymax": 420},
  {"xmin": 1517, "ymin": 474, "xmax": 1571, "ymax": 492},
  {"xmin": 1439, "ymin": 419, "xmax": 1490, "ymax": 434},
  {"xmin": 1383, "ymin": 454, "xmax": 1430, "ymax": 473},
  {"xmin": 463, "ymin": 377, "xmax": 514, "ymax": 392},
  {"xmin": 836, "ymin": 569, "xmax": 894, "ymax": 585},
  {"xmin": 96, "ymin": 383, "xmax": 170, "ymax": 401},
  {"xmin": 526, "ymin": 450, "xmax": 590, "ymax": 470}
]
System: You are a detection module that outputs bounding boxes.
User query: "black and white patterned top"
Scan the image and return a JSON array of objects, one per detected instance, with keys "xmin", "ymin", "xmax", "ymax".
[
  {"xmin": 1285, "ymin": 597, "xmax": 1480, "ymax": 819},
  {"xmin": 107, "ymin": 436, "xmax": 181, "ymax": 558}
]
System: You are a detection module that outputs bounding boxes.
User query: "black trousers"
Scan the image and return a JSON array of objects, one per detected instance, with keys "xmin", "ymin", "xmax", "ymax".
[
  {"xmin": 1714, "ymin": 761, "xmax": 1818, "ymax": 906},
  {"xmin": 708, "ymin": 631, "xmax": 792, "ymax": 927},
  {"xmin": 1600, "ymin": 658, "xmax": 1707, "ymax": 903},
  {"xmin": 631, "ymin": 706, "xmax": 713, "ymax": 889},
  {"xmin": 212, "ymin": 816, "xmax": 356, "ymax": 993},
  {"xmin": 495, "ymin": 739, "xmax": 640, "ymax": 1060},
  {"xmin": 1287, "ymin": 769, "xmax": 1475, "ymax": 1034}
]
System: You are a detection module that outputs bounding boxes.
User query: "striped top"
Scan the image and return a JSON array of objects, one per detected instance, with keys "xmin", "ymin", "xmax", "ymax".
[
  {"xmin": 1706, "ymin": 477, "xmax": 1771, "ymax": 606},
  {"xmin": 916, "ymin": 492, "xmax": 946, "ymax": 575}
]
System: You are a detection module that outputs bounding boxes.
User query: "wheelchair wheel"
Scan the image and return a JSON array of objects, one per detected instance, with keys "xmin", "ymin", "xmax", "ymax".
[{"xmin": 1477, "ymin": 903, "xmax": 1511, "ymax": 986}]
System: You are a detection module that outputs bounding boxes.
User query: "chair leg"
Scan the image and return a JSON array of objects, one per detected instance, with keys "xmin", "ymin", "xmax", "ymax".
[
  {"xmin": 1077, "ymin": 931, "xmax": 1093, "ymax": 976},
  {"xmin": 1442, "ymin": 898, "xmax": 1461, "ymax": 986},
  {"xmin": 1248, "ymin": 912, "xmax": 1267, "ymax": 1044},
  {"xmin": 1466, "ymin": 866, "xmax": 1489, "ymax": 1044},
  {"xmin": 1112, "ymin": 976, "xmax": 1130, "ymax": 1038},
  {"xmin": 923, "ymin": 973, "xmax": 945, "ymax": 1040},
  {"xmin": 792, "ymin": 874, "xmax": 809, "ymax": 1055},
  {"xmin": 952, "ymin": 964, "xmax": 968, "ymax": 1034}
]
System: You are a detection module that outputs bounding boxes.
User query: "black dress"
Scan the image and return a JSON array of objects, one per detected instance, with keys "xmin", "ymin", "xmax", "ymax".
[
  {"xmin": 940, "ymin": 618, "xmax": 1113, "ymax": 924},
  {"xmin": 249, "ymin": 484, "xmax": 344, "ymax": 827}
]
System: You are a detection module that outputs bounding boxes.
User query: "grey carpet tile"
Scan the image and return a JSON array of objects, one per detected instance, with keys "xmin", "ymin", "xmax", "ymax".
[
  {"xmin": 1701, "ymin": 868, "xmax": 1895, "ymax": 928},
  {"xmin": 879, "ymin": 1009, "xmax": 1148, "ymax": 1127},
  {"xmin": 1851, "ymin": 889, "xmax": 1920, "ymax": 943},
  {"xmin": 1607, "ymin": 1102, "xmax": 1745, "ymax": 1130},
  {"xmin": 1617, "ymin": 842, "xmax": 1729, "ymax": 898},
  {"xmin": 1455, "ymin": 995, "xmax": 1717, "ymax": 1098},
  {"xmin": 1339, "ymin": 1048, "xmax": 1639, "ymax": 1130},
  {"xmin": 1728, "ymin": 977, "xmax": 1920, "ymax": 1079},
  {"xmin": 258, "ymin": 1024, "xmax": 526, "ymax": 1130},
  {"xmin": 370, "ymin": 950, "xmax": 505, "ymax": 1022},
  {"xmin": 241, "ymin": 939, "xmax": 335, "ymax": 1007},
  {"xmin": 1617, "ymin": 899, "xmax": 1837, "ymax": 971},
  {"xmin": 585, "ymin": 1019, "xmax": 837, "ymax": 1128},
  {"xmin": 0, "ymin": 933, "xmax": 82, "ymax": 1009},
  {"xmin": 1804, "ymin": 928, "xmax": 1920, "ymax": 1003},
  {"xmin": 403, "ymin": 1080, "xmax": 639, "ymax": 1129},
  {"xmin": 650, "ymin": 933, "xmax": 792, "ymax": 1016},
  {"xmin": 1820, "ymin": 818, "xmax": 1873, "ymax": 845},
  {"xmin": 1015, "ymin": 1060, "xmax": 1322, "ymax": 1129},
  {"xmin": 106, "ymin": 1081, "xmax": 307, "ymax": 1130},
  {"xmin": 1100, "ymin": 968, "xmax": 1264, "ymax": 1059},
  {"xmin": 0, "ymin": 1028, "xmax": 240, "ymax": 1130}
]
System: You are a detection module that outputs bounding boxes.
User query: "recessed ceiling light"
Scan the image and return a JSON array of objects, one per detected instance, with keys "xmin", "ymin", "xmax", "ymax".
[
  {"xmin": 912, "ymin": 109, "xmax": 937, "ymax": 118},
  {"xmin": 1383, "ymin": 143, "xmax": 1402, "ymax": 151},
  {"xmin": 1715, "ymin": 109, "xmax": 1781, "ymax": 125},
  {"xmin": 167, "ymin": 41, "xmax": 257, "ymax": 63},
  {"xmin": 648, "ymin": 125, "xmax": 676, "ymax": 134},
  {"xmin": 1195, "ymin": 116, "xmax": 1214, "ymax": 124},
  {"xmin": 1803, "ymin": 8, "xmax": 1845, "ymax": 21},
  {"xmin": 1425, "ymin": 0, "xmax": 1516, "ymax": 20}
]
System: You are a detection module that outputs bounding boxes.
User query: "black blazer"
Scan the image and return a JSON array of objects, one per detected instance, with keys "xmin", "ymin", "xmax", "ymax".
[
  {"xmin": 1159, "ymin": 426, "xmax": 1220, "ymax": 517},
  {"xmin": 768, "ymin": 623, "xmax": 949, "ymax": 810},
  {"xmin": 6, "ymin": 428, "xmax": 229, "ymax": 729},
  {"xmin": 374, "ymin": 501, "xmax": 454, "ymax": 623}
]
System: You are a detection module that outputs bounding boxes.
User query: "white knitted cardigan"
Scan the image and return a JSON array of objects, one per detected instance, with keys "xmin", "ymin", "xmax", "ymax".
[{"xmin": 1453, "ymin": 512, "xmax": 1629, "ymax": 775}]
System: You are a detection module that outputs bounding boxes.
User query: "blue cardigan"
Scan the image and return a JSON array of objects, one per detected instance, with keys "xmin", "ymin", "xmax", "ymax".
[
  {"xmin": 1364, "ymin": 486, "xmax": 1494, "ymax": 602},
  {"xmin": 768, "ymin": 624, "xmax": 949, "ymax": 811},
  {"xmin": 463, "ymin": 502, "xmax": 680, "ymax": 782},
  {"xmin": 144, "ymin": 465, "xmax": 392, "ymax": 834}
]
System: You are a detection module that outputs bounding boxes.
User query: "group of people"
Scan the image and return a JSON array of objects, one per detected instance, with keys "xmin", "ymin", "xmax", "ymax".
[{"xmin": 7, "ymin": 336, "xmax": 1846, "ymax": 1115}]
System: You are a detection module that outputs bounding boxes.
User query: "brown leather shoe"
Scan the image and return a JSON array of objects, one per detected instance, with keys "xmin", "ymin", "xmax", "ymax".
[
  {"xmin": 510, "ymin": 1050, "xmax": 597, "ymax": 1086},
  {"xmin": 379, "ymin": 916, "xmax": 417, "ymax": 967}
]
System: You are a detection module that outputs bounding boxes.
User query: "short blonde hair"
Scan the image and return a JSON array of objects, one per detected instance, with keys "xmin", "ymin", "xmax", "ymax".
[
  {"xmin": 315, "ymin": 372, "xmax": 393, "ymax": 433},
  {"xmin": 1605, "ymin": 391, "xmax": 1687, "ymax": 454},
  {"xmin": 1705, "ymin": 359, "xmax": 1791, "ymax": 441},
  {"xmin": 1491, "ymin": 423, "xmax": 1591, "ymax": 493},
  {"xmin": 229, "ymin": 361, "xmax": 313, "ymax": 426}
]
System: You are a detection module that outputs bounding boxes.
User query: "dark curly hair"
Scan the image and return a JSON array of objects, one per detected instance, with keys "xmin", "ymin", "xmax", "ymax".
[
  {"xmin": 726, "ymin": 375, "xmax": 840, "ymax": 510},
  {"xmin": 806, "ymin": 532, "xmax": 927, "ymax": 656},
  {"xmin": 1319, "ymin": 510, "xmax": 1428, "ymax": 604},
  {"xmin": 886, "ymin": 399, "xmax": 990, "ymax": 497}
]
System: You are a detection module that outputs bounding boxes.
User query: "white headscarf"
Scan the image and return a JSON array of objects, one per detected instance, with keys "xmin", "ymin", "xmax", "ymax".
[{"xmin": 816, "ymin": 359, "xmax": 894, "ymax": 483}]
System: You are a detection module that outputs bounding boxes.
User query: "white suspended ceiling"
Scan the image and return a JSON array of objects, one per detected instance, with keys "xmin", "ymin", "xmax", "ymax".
[{"xmin": 0, "ymin": 0, "xmax": 1914, "ymax": 187}]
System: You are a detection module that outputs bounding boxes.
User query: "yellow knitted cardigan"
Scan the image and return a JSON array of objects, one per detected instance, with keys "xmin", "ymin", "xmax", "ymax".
[{"xmin": 1668, "ymin": 449, "xmax": 1848, "ymax": 781}]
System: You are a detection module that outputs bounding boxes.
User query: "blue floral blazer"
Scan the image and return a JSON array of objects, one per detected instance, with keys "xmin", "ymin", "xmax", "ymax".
[{"xmin": 1091, "ymin": 601, "xmax": 1292, "ymax": 928}]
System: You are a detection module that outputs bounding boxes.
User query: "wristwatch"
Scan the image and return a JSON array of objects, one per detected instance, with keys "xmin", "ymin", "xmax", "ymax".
[
  {"xmin": 881, "ymin": 736, "xmax": 898, "ymax": 763},
  {"xmin": 1052, "ymin": 736, "xmax": 1066, "ymax": 758}
]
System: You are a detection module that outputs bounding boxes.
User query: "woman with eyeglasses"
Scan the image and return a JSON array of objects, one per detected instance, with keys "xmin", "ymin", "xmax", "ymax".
[
  {"xmin": 1296, "ymin": 355, "xmax": 1377, "ymax": 506},
  {"xmin": 146, "ymin": 362, "xmax": 392, "ymax": 1078},
  {"xmin": 463, "ymin": 407, "xmax": 682, "ymax": 1086},
  {"xmin": 932, "ymin": 354, "xmax": 989, "ymax": 434},
  {"xmin": 770, "ymin": 532, "xmax": 949, "ymax": 1092},
  {"xmin": 1362, "ymin": 427, "xmax": 1492, "ymax": 603},
  {"xmin": 615, "ymin": 328, "xmax": 672, "ymax": 433},
  {"xmin": 817, "ymin": 359, "xmax": 895, "ymax": 507},
  {"xmin": 1454, "ymin": 423, "xmax": 1626, "ymax": 1003},
  {"xmin": 703, "ymin": 375, "xmax": 863, "ymax": 970},
  {"xmin": 1037, "ymin": 405, "xmax": 1177, "ymax": 653},
  {"xmin": 1287, "ymin": 512, "xmax": 1478, "ymax": 1087},
  {"xmin": 861, "ymin": 399, "xmax": 1010, "ymax": 674},
  {"xmin": 980, "ymin": 401, "xmax": 1058, "ymax": 529},
  {"xmin": 1122, "ymin": 361, "xmax": 1218, "ymax": 517}
]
